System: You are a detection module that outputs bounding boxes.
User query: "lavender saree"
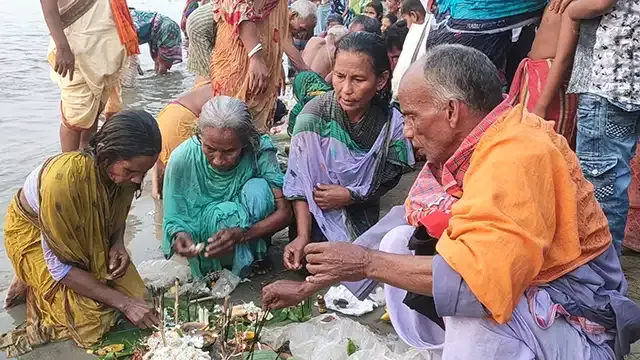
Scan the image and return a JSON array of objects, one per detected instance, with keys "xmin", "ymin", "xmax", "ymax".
[{"xmin": 283, "ymin": 91, "xmax": 414, "ymax": 242}]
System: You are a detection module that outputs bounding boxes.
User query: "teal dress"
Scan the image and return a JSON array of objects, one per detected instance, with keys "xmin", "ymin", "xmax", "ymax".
[{"xmin": 162, "ymin": 135, "xmax": 284, "ymax": 278}]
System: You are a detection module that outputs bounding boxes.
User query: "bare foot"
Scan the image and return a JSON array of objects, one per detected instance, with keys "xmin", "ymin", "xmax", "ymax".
[{"xmin": 4, "ymin": 276, "xmax": 27, "ymax": 309}]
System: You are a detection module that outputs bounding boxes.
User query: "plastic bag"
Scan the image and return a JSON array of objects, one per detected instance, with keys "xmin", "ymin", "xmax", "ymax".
[
  {"xmin": 211, "ymin": 269, "xmax": 241, "ymax": 298},
  {"xmin": 120, "ymin": 55, "xmax": 140, "ymax": 88},
  {"xmin": 137, "ymin": 259, "xmax": 192, "ymax": 291},
  {"xmin": 261, "ymin": 314, "xmax": 435, "ymax": 360},
  {"xmin": 323, "ymin": 285, "xmax": 379, "ymax": 316}
]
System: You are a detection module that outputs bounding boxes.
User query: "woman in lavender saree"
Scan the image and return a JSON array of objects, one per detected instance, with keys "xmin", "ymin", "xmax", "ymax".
[{"xmin": 282, "ymin": 32, "xmax": 414, "ymax": 270}]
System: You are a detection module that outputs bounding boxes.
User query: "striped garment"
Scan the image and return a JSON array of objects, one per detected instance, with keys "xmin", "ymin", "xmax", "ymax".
[
  {"xmin": 508, "ymin": 58, "xmax": 577, "ymax": 149},
  {"xmin": 404, "ymin": 97, "xmax": 513, "ymax": 226},
  {"xmin": 186, "ymin": 2, "xmax": 216, "ymax": 77}
]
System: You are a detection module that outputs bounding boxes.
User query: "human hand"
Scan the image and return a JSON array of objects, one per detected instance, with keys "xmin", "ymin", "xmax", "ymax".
[
  {"xmin": 313, "ymin": 184, "xmax": 353, "ymax": 210},
  {"xmin": 261, "ymin": 280, "xmax": 311, "ymax": 310},
  {"xmin": 248, "ymin": 52, "xmax": 269, "ymax": 96},
  {"xmin": 304, "ymin": 242, "xmax": 371, "ymax": 285},
  {"xmin": 120, "ymin": 297, "xmax": 160, "ymax": 329},
  {"xmin": 107, "ymin": 241, "xmax": 130, "ymax": 280},
  {"xmin": 205, "ymin": 227, "xmax": 244, "ymax": 258},
  {"xmin": 55, "ymin": 45, "xmax": 75, "ymax": 81},
  {"xmin": 284, "ymin": 236, "xmax": 311, "ymax": 270},
  {"xmin": 548, "ymin": 0, "xmax": 575, "ymax": 13},
  {"xmin": 173, "ymin": 232, "xmax": 201, "ymax": 258}
]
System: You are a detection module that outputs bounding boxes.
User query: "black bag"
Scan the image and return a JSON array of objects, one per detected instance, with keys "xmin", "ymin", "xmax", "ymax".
[{"xmin": 402, "ymin": 225, "xmax": 445, "ymax": 329}]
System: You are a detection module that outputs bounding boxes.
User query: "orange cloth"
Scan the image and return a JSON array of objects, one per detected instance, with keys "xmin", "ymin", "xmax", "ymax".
[
  {"xmin": 110, "ymin": 0, "xmax": 140, "ymax": 55},
  {"xmin": 157, "ymin": 81, "xmax": 211, "ymax": 165},
  {"xmin": 436, "ymin": 105, "xmax": 611, "ymax": 324},
  {"xmin": 210, "ymin": 0, "xmax": 290, "ymax": 131},
  {"xmin": 157, "ymin": 103, "xmax": 198, "ymax": 165}
]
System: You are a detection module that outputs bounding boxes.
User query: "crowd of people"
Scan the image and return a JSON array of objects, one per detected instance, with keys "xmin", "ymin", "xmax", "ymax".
[{"xmin": 2, "ymin": 0, "xmax": 640, "ymax": 358}]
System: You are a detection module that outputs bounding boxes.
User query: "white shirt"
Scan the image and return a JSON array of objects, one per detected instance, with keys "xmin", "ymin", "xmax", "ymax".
[{"xmin": 392, "ymin": 15, "xmax": 433, "ymax": 100}]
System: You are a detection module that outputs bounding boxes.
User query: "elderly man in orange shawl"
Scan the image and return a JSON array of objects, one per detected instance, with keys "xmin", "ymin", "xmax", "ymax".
[
  {"xmin": 262, "ymin": 45, "xmax": 640, "ymax": 360},
  {"xmin": 209, "ymin": 0, "xmax": 315, "ymax": 131},
  {"xmin": 42, "ymin": 0, "xmax": 139, "ymax": 152}
]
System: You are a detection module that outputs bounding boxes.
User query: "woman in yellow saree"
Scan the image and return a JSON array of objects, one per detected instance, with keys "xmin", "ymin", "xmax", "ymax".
[{"xmin": 2, "ymin": 110, "xmax": 162, "ymax": 355}]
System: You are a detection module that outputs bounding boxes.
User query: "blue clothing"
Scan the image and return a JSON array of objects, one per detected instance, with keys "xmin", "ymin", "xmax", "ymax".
[
  {"xmin": 315, "ymin": 2, "xmax": 332, "ymax": 35},
  {"xmin": 433, "ymin": 244, "xmax": 640, "ymax": 360},
  {"xmin": 344, "ymin": 207, "xmax": 640, "ymax": 359},
  {"xmin": 575, "ymin": 94, "xmax": 640, "ymax": 255},
  {"xmin": 379, "ymin": 224, "xmax": 615, "ymax": 359},
  {"xmin": 435, "ymin": 0, "xmax": 546, "ymax": 21}
]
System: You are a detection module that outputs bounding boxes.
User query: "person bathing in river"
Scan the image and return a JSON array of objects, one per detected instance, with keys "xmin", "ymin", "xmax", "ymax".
[
  {"xmin": 151, "ymin": 82, "xmax": 212, "ymax": 200},
  {"xmin": 209, "ymin": 0, "xmax": 314, "ymax": 132},
  {"xmin": 130, "ymin": 8, "xmax": 183, "ymax": 75},
  {"xmin": 282, "ymin": 32, "xmax": 413, "ymax": 271},
  {"xmin": 3, "ymin": 111, "xmax": 161, "ymax": 354},
  {"xmin": 163, "ymin": 96, "xmax": 292, "ymax": 278},
  {"xmin": 263, "ymin": 45, "xmax": 640, "ymax": 359},
  {"xmin": 41, "ymin": 0, "xmax": 139, "ymax": 152}
]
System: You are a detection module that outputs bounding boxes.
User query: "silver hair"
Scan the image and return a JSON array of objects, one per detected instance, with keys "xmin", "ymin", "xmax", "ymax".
[
  {"xmin": 421, "ymin": 44, "xmax": 504, "ymax": 114},
  {"xmin": 290, "ymin": 0, "xmax": 317, "ymax": 21},
  {"xmin": 327, "ymin": 25, "xmax": 348, "ymax": 44},
  {"xmin": 197, "ymin": 96, "xmax": 261, "ymax": 153}
]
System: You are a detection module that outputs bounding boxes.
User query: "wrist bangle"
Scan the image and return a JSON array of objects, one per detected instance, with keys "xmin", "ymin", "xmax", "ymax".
[{"xmin": 248, "ymin": 43, "xmax": 263, "ymax": 59}]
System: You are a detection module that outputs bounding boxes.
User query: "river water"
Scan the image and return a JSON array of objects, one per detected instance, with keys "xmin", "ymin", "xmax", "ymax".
[{"xmin": 0, "ymin": 0, "xmax": 193, "ymax": 306}]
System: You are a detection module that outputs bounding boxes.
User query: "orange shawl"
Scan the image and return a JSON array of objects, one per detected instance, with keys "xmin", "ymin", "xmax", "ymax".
[
  {"xmin": 436, "ymin": 105, "xmax": 611, "ymax": 324},
  {"xmin": 110, "ymin": 0, "xmax": 140, "ymax": 55}
]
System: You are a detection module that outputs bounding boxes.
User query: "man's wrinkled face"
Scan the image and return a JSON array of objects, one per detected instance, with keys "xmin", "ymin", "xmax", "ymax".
[
  {"xmin": 398, "ymin": 67, "xmax": 458, "ymax": 165},
  {"xmin": 290, "ymin": 15, "xmax": 316, "ymax": 39}
]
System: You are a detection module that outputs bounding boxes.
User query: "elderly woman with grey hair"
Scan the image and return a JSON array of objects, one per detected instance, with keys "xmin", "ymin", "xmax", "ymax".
[{"xmin": 162, "ymin": 96, "xmax": 291, "ymax": 278}]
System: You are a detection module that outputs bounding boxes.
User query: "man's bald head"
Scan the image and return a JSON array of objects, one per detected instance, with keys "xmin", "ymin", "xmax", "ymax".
[{"xmin": 398, "ymin": 45, "xmax": 503, "ymax": 165}]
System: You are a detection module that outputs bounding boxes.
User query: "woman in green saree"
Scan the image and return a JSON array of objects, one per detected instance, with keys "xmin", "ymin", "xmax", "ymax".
[{"xmin": 162, "ymin": 96, "xmax": 292, "ymax": 278}]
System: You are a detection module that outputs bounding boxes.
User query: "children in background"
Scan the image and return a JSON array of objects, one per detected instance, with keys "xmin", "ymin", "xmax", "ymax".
[
  {"xmin": 507, "ymin": 3, "xmax": 580, "ymax": 148},
  {"xmin": 384, "ymin": 20, "xmax": 409, "ymax": 71},
  {"xmin": 349, "ymin": 14, "xmax": 382, "ymax": 34},
  {"xmin": 364, "ymin": 1, "xmax": 384, "ymax": 21},
  {"xmin": 317, "ymin": 14, "xmax": 344, "ymax": 37},
  {"xmin": 382, "ymin": 13, "xmax": 398, "ymax": 33},
  {"xmin": 400, "ymin": 0, "xmax": 426, "ymax": 27},
  {"xmin": 386, "ymin": 0, "xmax": 402, "ymax": 17},
  {"xmin": 565, "ymin": 0, "xmax": 639, "ymax": 256},
  {"xmin": 327, "ymin": 13, "xmax": 344, "ymax": 28}
]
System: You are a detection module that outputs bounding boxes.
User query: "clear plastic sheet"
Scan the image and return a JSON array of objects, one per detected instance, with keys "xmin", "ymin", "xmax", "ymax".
[
  {"xmin": 261, "ymin": 314, "xmax": 436, "ymax": 360},
  {"xmin": 137, "ymin": 259, "xmax": 192, "ymax": 291},
  {"xmin": 210, "ymin": 269, "xmax": 241, "ymax": 299}
]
